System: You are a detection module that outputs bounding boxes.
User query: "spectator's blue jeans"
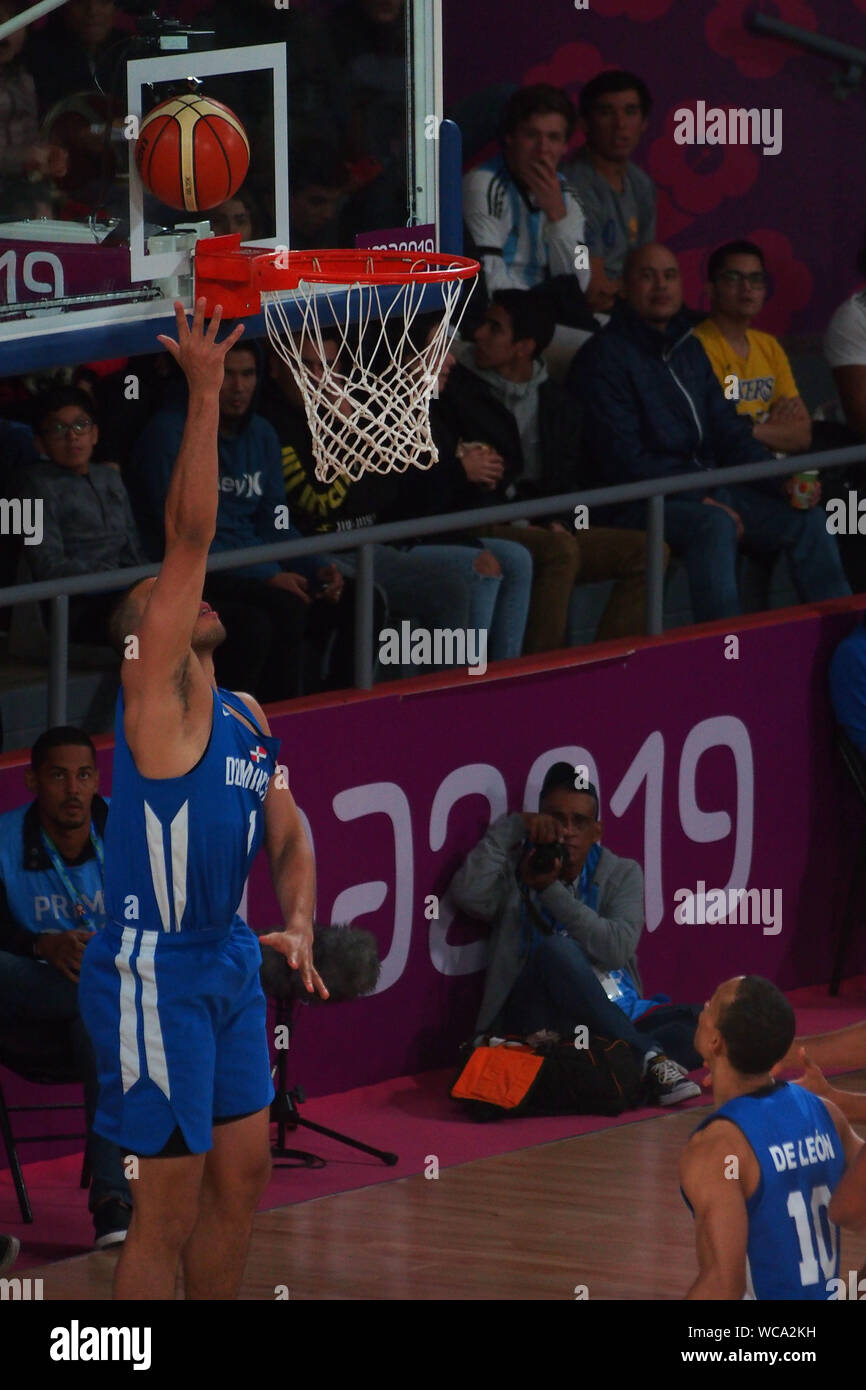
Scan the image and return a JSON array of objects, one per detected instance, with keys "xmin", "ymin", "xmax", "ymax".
[
  {"xmin": 613, "ymin": 484, "xmax": 850, "ymax": 622},
  {"xmin": 501, "ymin": 935, "xmax": 701, "ymax": 1070},
  {"xmin": 469, "ymin": 537, "xmax": 533, "ymax": 659},
  {"xmin": 0, "ymin": 950, "xmax": 130, "ymax": 1215},
  {"xmin": 338, "ymin": 540, "xmax": 532, "ymax": 664}
]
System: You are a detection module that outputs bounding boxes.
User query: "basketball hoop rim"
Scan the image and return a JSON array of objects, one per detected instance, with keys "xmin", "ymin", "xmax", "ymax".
[
  {"xmin": 274, "ymin": 249, "xmax": 480, "ymax": 286},
  {"xmin": 194, "ymin": 236, "xmax": 479, "ymax": 317}
]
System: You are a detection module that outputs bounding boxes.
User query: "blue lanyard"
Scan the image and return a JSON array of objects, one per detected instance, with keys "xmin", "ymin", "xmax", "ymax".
[{"xmin": 40, "ymin": 824, "xmax": 105, "ymax": 930}]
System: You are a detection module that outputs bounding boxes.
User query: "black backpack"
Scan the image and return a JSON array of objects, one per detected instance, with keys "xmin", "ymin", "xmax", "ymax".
[{"xmin": 451, "ymin": 1034, "xmax": 645, "ymax": 1122}]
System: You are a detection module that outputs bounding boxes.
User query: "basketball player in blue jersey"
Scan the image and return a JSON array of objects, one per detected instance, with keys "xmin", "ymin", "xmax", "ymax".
[
  {"xmin": 78, "ymin": 300, "xmax": 327, "ymax": 1301},
  {"xmin": 679, "ymin": 975, "xmax": 863, "ymax": 1300}
]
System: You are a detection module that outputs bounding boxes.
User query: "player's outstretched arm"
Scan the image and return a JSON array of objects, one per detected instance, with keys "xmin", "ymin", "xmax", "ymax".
[
  {"xmin": 235, "ymin": 694, "xmax": 327, "ymax": 1000},
  {"xmin": 829, "ymin": 1141, "xmax": 866, "ymax": 1231},
  {"xmin": 126, "ymin": 299, "xmax": 244, "ymax": 700},
  {"xmin": 821, "ymin": 1095, "xmax": 866, "ymax": 1230},
  {"xmin": 679, "ymin": 1123, "xmax": 750, "ymax": 1300},
  {"xmin": 788, "ymin": 1047, "xmax": 866, "ymax": 1124},
  {"xmin": 775, "ymin": 1019, "xmax": 866, "ymax": 1076}
]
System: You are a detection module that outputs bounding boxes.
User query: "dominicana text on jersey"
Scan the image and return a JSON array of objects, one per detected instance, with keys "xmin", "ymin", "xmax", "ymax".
[{"xmin": 104, "ymin": 686, "xmax": 280, "ymax": 934}]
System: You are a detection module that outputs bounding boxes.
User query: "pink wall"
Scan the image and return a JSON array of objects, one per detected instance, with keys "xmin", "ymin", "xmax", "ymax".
[{"xmin": 3, "ymin": 598, "xmax": 866, "ymax": 1165}]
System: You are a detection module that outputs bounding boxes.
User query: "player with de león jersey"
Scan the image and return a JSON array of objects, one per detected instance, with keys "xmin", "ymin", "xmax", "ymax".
[
  {"xmin": 78, "ymin": 300, "xmax": 328, "ymax": 1302},
  {"xmin": 679, "ymin": 975, "xmax": 862, "ymax": 1300}
]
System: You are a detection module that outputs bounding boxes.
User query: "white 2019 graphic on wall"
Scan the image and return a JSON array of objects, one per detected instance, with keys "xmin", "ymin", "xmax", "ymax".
[{"xmin": 279, "ymin": 717, "xmax": 755, "ymax": 994}]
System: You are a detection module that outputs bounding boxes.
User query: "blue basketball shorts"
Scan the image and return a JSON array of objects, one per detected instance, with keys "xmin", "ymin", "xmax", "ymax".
[{"xmin": 78, "ymin": 916, "xmax": 273, "ymax": 1156}]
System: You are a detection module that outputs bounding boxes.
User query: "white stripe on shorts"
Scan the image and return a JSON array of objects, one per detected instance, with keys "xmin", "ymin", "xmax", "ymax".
[
  {"xmin": 116, "ymin": 927, "xmax": 140, "ymax": 1094},
  {"xmin": 135, "ymin": 933, "xmax": 171, "ymax": 1100}
]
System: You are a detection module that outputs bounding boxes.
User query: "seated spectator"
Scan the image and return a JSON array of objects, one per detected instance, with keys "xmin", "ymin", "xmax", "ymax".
[
  {"xmin": 127, "ymin": 339, "xmax": 360, "ymax": 700},
  {"xmin": 201, "ymin": 0, "xmax": 347, "ymax": 156},
  {"xmin": 23, "ymin": 387, "xmax": 146, "ymax": 644},
  {"xmin": 562, "ymin": 69, "xmax": 656, "ymax": 317},
  {"xmin": 291, "ymin": 144, "xmax": 349, "ymax": 250},
  {"xmin": 0, "ymin": 0, "xmax": 67, "ymax": 188},
  {"xmin": 462, "ymin": 83, "xmax": 594, "ymax": 366},
  {"xmin": 575, "ymin": 243, "xmax": 850, "ymax": 621},
  {"xmin": 1, "ymin": 172, "xmax": 58, "ymax": 219},
  {"xmin": 444, "ymin": 288, "xmax": 666, "ymax": 649},
  {"xmin": 694, "ymin": 240, "xmax": 812, "ymax": 455},
  {"xmin": 23, "ymin": 383, "xmax": 274, "ymax": 689},
  {"xmin": 0, "ymin": 414, "xmax": 36, "ymax": 472},
  {"xmin": 0, "ymin": 725, "xmax": 131, "ymax": 1246},
  {"xmin": 825, "ymin": 238, "xmax": 866, "ymax": 441},
  {"xmin": 207, "ymin": 187, "xmax": 261, "ymax": 241},
  {"xmin": 259, "ymin": 335, "xmax": 526, "ymax": 667},
  {"xmin": 829, "ymin": 615, "xmax": 866, "ymax": 758},
  {"xmin": 328, "ymin": 0, "xmax": 405, "ymax": 233},
  {"xmin": 24, "ymin": 0, "xmax": 126, "ymax": 115},
  {"xmin": 448, "ymin": 760, "xmax": 703, "ymax": 1105}
]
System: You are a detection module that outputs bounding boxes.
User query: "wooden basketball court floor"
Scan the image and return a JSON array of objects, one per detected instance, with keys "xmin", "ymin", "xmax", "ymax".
[{"xmin": 23, "ymin": 1071, "xmax": 866, "ymax": 1301}]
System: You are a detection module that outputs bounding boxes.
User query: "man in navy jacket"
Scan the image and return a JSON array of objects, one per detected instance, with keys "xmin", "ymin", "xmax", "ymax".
[{"xmin": 574, "ymin": 244, "xmax": 850, "ymax": 620}]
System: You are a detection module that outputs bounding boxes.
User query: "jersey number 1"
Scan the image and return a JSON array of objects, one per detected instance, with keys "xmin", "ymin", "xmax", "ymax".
[{"xmin": 787, "ymin": 1186, "xmax": 837, "ymax": 1286}]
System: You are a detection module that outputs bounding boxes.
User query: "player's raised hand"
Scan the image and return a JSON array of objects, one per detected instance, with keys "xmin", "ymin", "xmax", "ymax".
[
  {"xmin": 259, "ymin": 924, "xmax": 329, "ymax": 1000},
  {"xmin": 790, "ymin": 1046, "xmax": 831, "ymax": 1098},
  {"xmin": 156, "ymin": 298, "xmax": 245, "ymax": 394}
]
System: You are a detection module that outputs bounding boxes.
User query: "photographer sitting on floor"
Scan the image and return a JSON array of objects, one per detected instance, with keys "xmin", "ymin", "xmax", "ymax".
[{"xmin": 448, "ymin": 761, "xmax": 702, "ymax": 1106}]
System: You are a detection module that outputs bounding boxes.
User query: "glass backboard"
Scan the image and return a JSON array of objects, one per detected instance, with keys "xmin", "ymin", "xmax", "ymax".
[{"xmin": 0, "ymin": 0, "xmax": 445, "ymax": 377}]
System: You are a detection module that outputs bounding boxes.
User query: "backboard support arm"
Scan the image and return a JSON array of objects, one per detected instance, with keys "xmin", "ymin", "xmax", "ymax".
[{"xmin": 0, "ymin": 0, "xmax": 70, "ymax": 43}]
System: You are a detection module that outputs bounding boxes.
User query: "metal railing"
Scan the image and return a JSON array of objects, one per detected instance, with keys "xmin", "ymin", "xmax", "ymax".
[{"xmin": 1, "ymin": 441, "xmax": 864, "ymax": 724}]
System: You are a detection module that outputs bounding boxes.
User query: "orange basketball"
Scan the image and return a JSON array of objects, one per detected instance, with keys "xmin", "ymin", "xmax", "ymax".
[{"xmin": 135, "ymin": 93, "xmax": 250, "ymax": 213}]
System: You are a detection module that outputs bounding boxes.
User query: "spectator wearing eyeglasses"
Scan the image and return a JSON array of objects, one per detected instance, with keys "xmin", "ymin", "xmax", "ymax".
[
  {"xmin": 574, "ymin": 243, "xmax": 850, "ymax": 622},
  {"xmin": 693, "ymin": 241, "xmax": 812, "ymax": 458},
  {"xmin": 21, "ymin": 387, "xmax": 145, "ymax": 645}
]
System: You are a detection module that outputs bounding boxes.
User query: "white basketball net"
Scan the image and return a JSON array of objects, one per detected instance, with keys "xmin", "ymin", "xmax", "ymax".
[{"xmin": 264, "ymin": 267, "xmax": 476, "ymax": 483}]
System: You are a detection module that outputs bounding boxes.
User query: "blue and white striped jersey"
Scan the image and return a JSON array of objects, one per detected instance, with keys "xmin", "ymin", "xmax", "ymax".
[{"xmin": 103, "ymin": 686, "xmax": 280, "ymax": 936}]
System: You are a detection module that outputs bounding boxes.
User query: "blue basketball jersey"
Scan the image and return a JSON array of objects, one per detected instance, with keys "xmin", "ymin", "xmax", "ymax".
[
  {"xmin": 689, "ymin": 1082, "xmax": 846, "ymax": 1300},
  {"xmin": 103, "ymin": 685, "xmax": 280, "ymax": 936}
]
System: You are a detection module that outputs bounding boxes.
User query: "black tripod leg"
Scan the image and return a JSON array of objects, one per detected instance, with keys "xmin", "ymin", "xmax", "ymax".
[
  {"xmin": 831, "ymin": 828, "xmax": 866, "ymax": 996},
  {"xmin": 292, "ymin": 1114, "xmax": 398, "ymax": 1165},
  {"xmin": 0, "ymin": 1088, "xmax": 32, "ymax": 1223}
]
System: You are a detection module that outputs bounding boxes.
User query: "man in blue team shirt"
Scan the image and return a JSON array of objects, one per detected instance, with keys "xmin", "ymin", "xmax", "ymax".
[
  {"xmin": 78, "ymin": 302, "xmax": 326, "ymax": 1302},
  {"xmin": 829, "ymin": 615, "xmax": 866, "ymax": 758},
  {"xmin": 0, "ymin": 726, "xmax": 131, "ymax": 1246},
  {"xmin": 681, "ymin": 975, "xmax": 862, "ymax": 1299}
]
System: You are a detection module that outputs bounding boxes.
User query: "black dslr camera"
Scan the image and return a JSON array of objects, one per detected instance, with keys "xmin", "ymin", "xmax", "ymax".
[{"xmin": 527, "ymin": 840, "xmax": 567, "ymax": 875}]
